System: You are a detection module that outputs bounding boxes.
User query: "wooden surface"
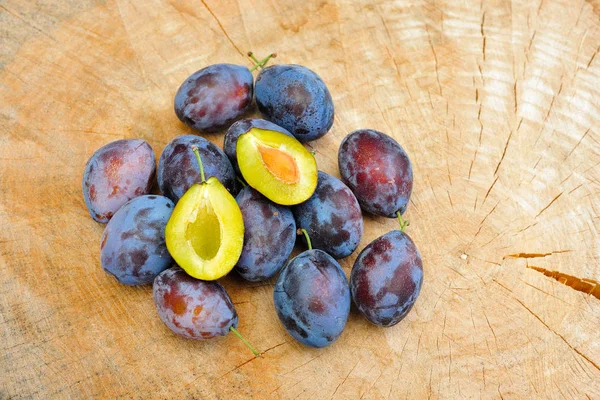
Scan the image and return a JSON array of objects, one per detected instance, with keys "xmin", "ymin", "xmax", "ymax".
[{"xmin": 1, "ymin": 0, "xmax": 600, "ymax": 398}]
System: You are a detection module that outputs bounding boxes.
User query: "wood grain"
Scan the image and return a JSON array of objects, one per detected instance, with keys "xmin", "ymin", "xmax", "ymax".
[{"xmin": 1, "ymin": 0, "xmax": 599, "ymax": 398}]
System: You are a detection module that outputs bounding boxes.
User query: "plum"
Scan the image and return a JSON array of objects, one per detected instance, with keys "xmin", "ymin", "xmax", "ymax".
[
  {"xmin": 255, "ymin": 64, "xmax": 334, "ymax": 142},
  {"xmin": 274, "ymin": 237, "xmax": 350, "ymax": 348},
  {"xmin": 235, "ymin": 186, "xmax": 296, "ymax": 281},
  {"xmin": 350, "ymin": 230, "xmax": 423, "ymax": 327},
  {"xmin": 293, "ymin": 171, "xmax": 363, "ymax": 259},
  {"xmin": 338, "ymin": 129, "xmax": 413, "ymax": 217},
  {"xmin": 82, "ymin": 139, "xmax": 156, "ymax": 223},
  {"xmin": 153, "ymin": 266, "xmax": 238, "ymax": 339},
  {"xmin": 100, "ymin": 195, "xmax": 174, "ymax": 285},
  {"xmin": 224, "ymin": 118, "xmax": 293, "ymax": 172},
  {"xmin": 158, "ymin": 135, "xmax": 237, "ymax": 203},
  {"xmin": 174, "ymin": 64, "xmax": 253, "ymax": 132}
]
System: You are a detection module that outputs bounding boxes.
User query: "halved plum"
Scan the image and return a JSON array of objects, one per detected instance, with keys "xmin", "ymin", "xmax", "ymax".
[
  {"xmin": 165, "ymin": 147, "xmax": 244, "ymax": 281},
  {"xmin": 236, "ymin": 128, "xmax": 317, "ymax": 205}
]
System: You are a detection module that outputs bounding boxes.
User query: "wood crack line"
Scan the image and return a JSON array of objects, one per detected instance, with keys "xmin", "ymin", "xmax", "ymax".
[
  {"xmin": 527, "ymin": 265, "xmax": 600, "ymax": 300},
  {"xmin": 515, "ymin": 298, "xmax": 600, "ymax": 372},
  {"xmin": 200, "ymin": 0, "xmax": 244, "ymax": 57},
  {"xmin": 503, "ymin": 250, "xmax": 572, "ymax": 259}
]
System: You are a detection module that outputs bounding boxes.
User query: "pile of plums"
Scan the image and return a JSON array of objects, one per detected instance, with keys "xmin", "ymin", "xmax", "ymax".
[{"xmin": 82, "ymin": 53, "xmax": 423, "ymax": 353}]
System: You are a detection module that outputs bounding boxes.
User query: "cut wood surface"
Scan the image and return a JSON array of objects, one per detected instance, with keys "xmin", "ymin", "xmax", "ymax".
[{"xmin": 1, "ymin": 0, "xmax": 600, "ymax": 398}]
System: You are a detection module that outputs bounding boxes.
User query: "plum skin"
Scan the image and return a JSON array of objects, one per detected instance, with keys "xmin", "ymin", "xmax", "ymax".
[
  {"xmin": 274, "ymin": 249, "xmax": 350, "ymax": 348},
  {"xmin": 153, "ymin": 267, "xmax": 238, "ymax": 339},
  {"xmin": 174, "ymin": 64, "xmax": 253, "ymax": 132},
  {"xmin": 235, "ymin": 186, "xmax": 296, "ymax": 281},
  {"xmin": 338, "ymin": 129, "xmax": 413, "ymax": 217},
  {"xmin": 293, "ymin": 171, "xmax": 363, "ymax": 259},
  {"xmin": 224, "ymin": 118, "xmax": 293, "ymax": 172},
  {"xmin": 255, "ymin": 65, "xmax": 334, "ymax": 142},
  {"xmin": 82, "ymin": 139, "xmax": 156, "ymax": 223},
  {"xmin": 158, "ymin": 135, "xmax": 237, "ymax": 203},
  {"xmin": 350, "ymin": 230, "xmax": 423, "ymax": 327},
  {"xmin": 100, "ymin": 195, "xmax": 174, "ymax": 285}
]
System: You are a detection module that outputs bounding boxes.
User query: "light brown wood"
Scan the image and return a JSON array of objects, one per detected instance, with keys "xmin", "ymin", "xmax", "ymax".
[{"xmin": 1, "ymin": 0, "xmax": 599, "ymax": 398}]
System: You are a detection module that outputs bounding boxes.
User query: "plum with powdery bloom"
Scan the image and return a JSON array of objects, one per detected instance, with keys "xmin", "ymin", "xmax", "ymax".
[
  {"xmin": 100, "ymin": 195, "xmax": 174, "ymax": 285},
  {"xmin": 338, "ymin": 129, "xmax": 413, "ymax": 217},
  {"xmin": 350, "ymin": 230, "xmax": 423, "ymax": 327},
  {"xmin": 82, "ymin": 139, "xmax": 156, "ymax": 223},
  {"xmin": 174, "ymin": 64, "xmax": 253, "ymax": 132}
]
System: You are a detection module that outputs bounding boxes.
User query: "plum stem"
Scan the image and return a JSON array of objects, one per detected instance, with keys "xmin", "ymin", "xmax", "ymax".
[
  {"xmin": 191, "ymin": 146, "xmax": 206, "ymax": 183},
  {"xmin": 299, "ymin": 228, "xmax": 313, "ymax": 250},
  {"xmin": 248, "ymin": 52, "xmax": 277, "ymax": 72},
  {"xmin": 396, "ymin": 211, "xmax": 410, "ymax": 232},
  {"xmin": 229, "ymin": 326, "xmax": 260, "ymax": 356},
  {"xmin": 236, "ymin": 177, "xmax": 247, "ymax": 187}
]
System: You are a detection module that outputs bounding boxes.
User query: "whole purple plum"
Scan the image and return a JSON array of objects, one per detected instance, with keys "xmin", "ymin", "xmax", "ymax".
[
  {"xmin": 255, "ymin": 65, "xmax": 334, "ymax": 142},
  {"xmin": 174, "ymin": 64, "xmax": 253, "ymax": 132},
  {"xmin": 100, "ymin": 195, "xmax": 174, "ymax": 285},
  {"xmin": 338, "ymin": 129, "xmax": 413, "ymax": 217},
  {"xmin": 293, "ymin": 171, "xmax": 363, "ymax": 259},
  {"xmin": 224, "ymin": 118, "xmax": 293, "ymax": 172},
  {"xmin": 153, "ymin": 267, "xmax": 238, "ymax": 339},
  {"xmin": 158, "ymin": 135, "xmax": 237, "ymax": 202},
  {"xmin": 235, "ymin": 186, "xmax": 295, "ymax": 281},
  {"xmin": 82, "ymin": 139, "xmax": 156, "ymax": 223},
  {"xmin": 350, "ymin": 230, "xmax": 423, "ymax": 327},
  {"xmin": 274, "ymin": 249, "xmax": 350, "ymax": 348}
]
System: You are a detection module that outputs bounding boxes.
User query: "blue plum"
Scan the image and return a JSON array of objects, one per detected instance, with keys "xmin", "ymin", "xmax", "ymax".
[
  {"xmin": 158, "ymin": 135, "xmax": 237, "ymax": 202},
  {"xmin": 153, "ymin": 267, "xmax": 238, "ymax": 339},
  {"xmin": 82, "ymin": 139, "xmax": 156, "ymax": 223},
  {"xmin": 100, "ymin": 195, "xmax": 174, "ymax": 285},
  {"xmin": 293, "ymin": 171, "xmax": 363, "ymax": 259},
  {"xmin": 255, "ymin": 65, "xmax": 334, "ymax": 142},
  {"xmin": 338, "ymin": 129, "xmax": 413, "ymax": 217},
  {"xmin": 174, "ymin": 64, "xmax": 253, "ymax": 132},
  {"xmin": 235, "ymin": 186, "xmax": 295, "ymax": 281},
  {"xmin": 350, "ymin": 230, "xmax": 423, "ymax": 327},
  {"xmin": 224, "ymin": 118, "xmax": 293, "ymax": 172},
  {"xmin": 274, "ymin": 249, "xmax": 350, "ymax": 348}
]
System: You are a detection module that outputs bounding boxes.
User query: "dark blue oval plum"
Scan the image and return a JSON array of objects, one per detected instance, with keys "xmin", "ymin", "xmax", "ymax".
[
  {"xmin": 293, "ymin": 171, "xmax": 363, "ymax": 259},
  {"xmin": 274, "ymin": 249, "xmax": 350, "ymax": 348},
  {"xmin": 350, "ymin": 230, "xmax": 423, "ymax": 327},
  {"xmin": 235, "ymin": 186, "xmax": 296, "ymax": 281},
  {"xmin": 100, "ymin": 195, "xmax": 174, "ymax": 285},
  {"xmin": 158, "ymin": 135, "xmax": 237, "ymax": 202},
  {"xmin": 174, "ymin": 64, "xmax": 253, "ymax": 132},
  {"xmin": 338, "ymin": 129, "xmax": 413, "ymax": 217},
  {"xmin": 255, "ymin": 65, "xmax": 334, "ymax": 142},
  {"xmin": 224, "ymin": 118, "xmax": 294, "ymax": 172}
]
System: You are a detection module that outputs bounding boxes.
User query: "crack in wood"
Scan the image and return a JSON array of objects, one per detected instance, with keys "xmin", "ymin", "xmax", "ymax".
[
  {"xmin": 527, "ymin": 265, "xmax": 600, "ymax": 300},
  {"xmin": 200, "ymin": 0, "xmax": 244, "ymax": 57},
  {"xmin": 503, "ymin": 250, "xmax": 572, "ymax": 259},
  {"xmin": 535, "ymin": 192, "xmax": 563, "ymax": 218}
]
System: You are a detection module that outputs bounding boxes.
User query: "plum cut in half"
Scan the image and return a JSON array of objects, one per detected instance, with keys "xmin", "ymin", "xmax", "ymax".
[
  {"xmin": 165, "ymin": 147, "xmax": 244, "ymax": 281},
  {"xmin": 236, "ymin": 128, "xmax": 317, "ymax": 205}
]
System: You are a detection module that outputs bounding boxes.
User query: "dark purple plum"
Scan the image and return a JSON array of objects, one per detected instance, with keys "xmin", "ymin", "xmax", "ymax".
[
  {"xmin": 100, "ymin": 195, "xmax": 174, "ymax": 285},
  {"xmin": 274, "ymin": 249, "xmax": 350, "ymax": 348},
  {"xmin": 82, "ymin": 139, "xmax": 156, "ymax": 223},
  {"xmin": 350, "ymin": 230, "xmax": 423, "ymax": 327},
  {"xmin": 174, "ymin": 64, "xmax": 253, "ymax": 132},
  {"xmin": 158, "ymin": 135, "xmax": 237, "ymax": 202},
  {"xmin": 338, "ymin": 129, "xmax": 413, "ymax": 217},
  {"xmin": 224, "ymin": 118, "xmax": 293, "ymax": 172},
  {"xmin": 293, "ymin": 171, "xmax": 363, "ymax": 259},
  {"xmin": 235, "ymin": 186, "xmax": 295, "ymax": 281},
  {"xmin": 255, "ymin": 65, "xmax": 334, "ymax": 142},
  {"xmin": 153, "ymin": 267, "xmax": 238, "ymax": 340}
]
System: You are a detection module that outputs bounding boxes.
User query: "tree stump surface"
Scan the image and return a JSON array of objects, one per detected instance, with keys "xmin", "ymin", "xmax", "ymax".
[{"xmin": 1, "ymin": 0, "xmax": 599, "ymax": 398}]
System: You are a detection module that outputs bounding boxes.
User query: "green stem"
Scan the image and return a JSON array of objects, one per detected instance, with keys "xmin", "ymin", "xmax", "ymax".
[
  {"xmin": 229, "ymin": 326, "xmax": 259, "ymax": 356},
  {"xmin": 248, "ymin": 52, "xmax": 277, "ymax": 72},
  {"xmin": 191, "ymin": 146, "xmax": 206, "ymax": 183},
  {"xmin": 396, "ymin": 211, "xmax": 409, "ymax": 232},
  {"xmin": 300, "ymin": 228, "xmax": 312, "ymax": 250},
  {"xmin": 236, "ymin": 176, "xmax": 247, "ymax": 188}
]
